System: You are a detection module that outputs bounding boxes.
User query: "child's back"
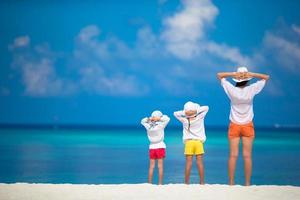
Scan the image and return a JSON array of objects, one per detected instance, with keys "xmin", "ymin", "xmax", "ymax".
[
  {"xmin": 141, "ymin": 114, "xmax": 169, "ymax": 149},
  {"xmin": 141, "ymin": 110, "xmax": 170, "ymax": 185},
  {"xmin": 174, "ymin": 103, "xmax": 209, "ymax": 143},
  {"xmin": 173, "ymin": 101, "xmax": 209, "ymax": 184}
]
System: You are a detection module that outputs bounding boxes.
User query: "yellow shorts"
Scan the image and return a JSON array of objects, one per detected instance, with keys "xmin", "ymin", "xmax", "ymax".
[{"xmin": 184, "ymin": 140, "xmax": 204, "ymax": 155}]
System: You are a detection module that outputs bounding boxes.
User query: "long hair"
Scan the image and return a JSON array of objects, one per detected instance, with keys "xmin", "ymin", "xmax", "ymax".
[{"xmin": 235, "ymin": 80, "xmax": 249, "ymax": 87}]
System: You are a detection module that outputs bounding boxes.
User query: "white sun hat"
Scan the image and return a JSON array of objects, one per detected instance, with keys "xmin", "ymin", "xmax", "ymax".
[
  {"xmin": 232, "ymin": 66, "xmax": 252, "ymax": 82},
  {"xmin": 151, "ymin": 110, "xmax": 163, "ymax": 118},
  {"xmin": 184, "ymin": 101, "xmax": 197, "ymax": 111}
]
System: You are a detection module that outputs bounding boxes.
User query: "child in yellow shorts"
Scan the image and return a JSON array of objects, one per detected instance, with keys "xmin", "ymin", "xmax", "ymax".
[{"xmin": 174, "ymin": 101, "xmax": 209, "ymax": 184}]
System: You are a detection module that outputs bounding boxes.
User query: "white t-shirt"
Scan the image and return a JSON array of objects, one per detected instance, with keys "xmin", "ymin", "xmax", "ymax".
[
  {"xmin": 141, "ymin": 115, "xmax": 170, "ymax": 149},
  {"xmin": 174, "ymin": 104, "xmax": 209, "ymax": 143},
  {"xmin": 221, "ymin": 78, "xmax": 266, "ymax": 125}
]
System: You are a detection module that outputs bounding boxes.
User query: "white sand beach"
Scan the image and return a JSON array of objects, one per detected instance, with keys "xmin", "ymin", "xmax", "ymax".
[{"xmin": 0, "ymin": 183, "xmax": 299, "ymax": 200}]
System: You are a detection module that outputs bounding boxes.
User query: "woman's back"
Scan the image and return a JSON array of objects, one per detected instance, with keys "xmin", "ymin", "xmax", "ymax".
[{"xmin": 221, "ymin": 78, "xmax": 266, "ymax": 124}]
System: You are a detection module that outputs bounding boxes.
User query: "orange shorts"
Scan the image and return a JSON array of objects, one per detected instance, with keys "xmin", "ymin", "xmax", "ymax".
[{"xmin": 228, "ymin": 121, "xmax": 255, "ymax": 139}]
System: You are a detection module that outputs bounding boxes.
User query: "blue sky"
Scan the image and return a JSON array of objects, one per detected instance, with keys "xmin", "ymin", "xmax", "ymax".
[{"xmin": 1, "ymin": 0, "xmax": 300, "ymax": 127}]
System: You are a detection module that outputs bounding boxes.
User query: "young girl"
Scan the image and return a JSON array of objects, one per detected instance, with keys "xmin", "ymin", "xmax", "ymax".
[
  {"xmin": 174, "ymin": 101, "xmax": 209, "ymax": 184},
  {"xmin": 217, "ymin": 66, "xmax": 269, "ymax": 186},
  {"xmin": 141, "ymin": 110, "xmax": 170, "ymax": 185}
]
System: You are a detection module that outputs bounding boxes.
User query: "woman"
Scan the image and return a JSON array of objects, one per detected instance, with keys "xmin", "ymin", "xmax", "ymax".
[{"xmin": 217, "ymin": 66, "xmax": 269, "ymax": 186}]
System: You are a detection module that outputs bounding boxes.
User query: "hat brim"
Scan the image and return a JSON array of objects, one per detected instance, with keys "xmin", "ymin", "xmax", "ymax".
[{"xmin": 232, "ymin": 77, "xmax": 252, "ymax": 83}]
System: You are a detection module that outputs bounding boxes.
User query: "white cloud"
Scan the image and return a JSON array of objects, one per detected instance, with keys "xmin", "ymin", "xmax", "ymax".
[
  {"xmin": 9, "ymin": 36, "xmax": 30, "ymax": 49},
  {"xmin": 263, "ymin": 32, "xmax": 300, "ymax": 72},
  {"xmin": 159, "ymin": 0, "xmax": 250, "ymax": 67},
  {"xmin": 22, "ymin": 59, "xmax": 64, "ymax": 96},
  {"xmin": 10, "ymin": 1, "xmax": 299, "ymax": 98},
  {"xmin": 9, "ymin": 27, "xmax": 145, "ymax": 97},
  {"xmin": 206, "ymin": 42, "xmax": 252, "ymax": 66},
  {"xmin": 136, "ymin": 26, "xmax": 161, "ymax": 58},
  {"xmin": 79, "ymin": 65, "xmax": 147, "ymax": 96},
  {"xmin": 78, "ymin": 25, "xmax": 100, "ymax": 42},
  {"xmin": 73, "ymin": 25, "xmax": 145, "ymax": 95},
  {"xmin": 75, "ymin": 25, "xmax": 111, "ymax": 60},
  {"xmin": 161, "ymin": 0, "xmax": 218, "ymax": 59},
  {"xmin": 292, "ymin": 24, "xmax": 300, "ymax": 35},
  {"xmin": 249, "ymin": 24, "xmax": 300, "ymax": 96},
  {"xmin": 75, "ymin": 25, "xmax": 133, "ymax": 61},
  {"xmin": 8, "ymin": 1, "xmax": 252, "ymax": 97},
  {"xmin": 9, "ymin": 39, "xmax": 75, "ymax": 96}
]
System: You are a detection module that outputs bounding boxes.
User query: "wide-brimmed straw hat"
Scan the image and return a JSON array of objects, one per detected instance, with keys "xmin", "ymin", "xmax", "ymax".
[{"xmin": 232, "ymin": 66, "xmax": 252, "ymax": 82}]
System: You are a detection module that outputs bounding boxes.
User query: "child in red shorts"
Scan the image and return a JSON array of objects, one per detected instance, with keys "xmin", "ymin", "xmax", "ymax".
[{"xmin": 141, "ymin": 110, "xmax": 170, "ymax": 185}]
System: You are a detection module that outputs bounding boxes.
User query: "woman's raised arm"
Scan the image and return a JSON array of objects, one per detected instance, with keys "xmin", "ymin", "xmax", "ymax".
[
  {"xmin": 217, "ymin": 72, "xmax": 238, "ymax": 80},
  {"xmin": 248, "ymin": 72, "xmax": 270, "ymax": 81}
]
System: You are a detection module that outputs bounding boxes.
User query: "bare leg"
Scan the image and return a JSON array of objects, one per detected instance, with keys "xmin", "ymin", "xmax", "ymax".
[
  {"xmin": 228, "ymin": 137, "xmax": 240, "ymax": 185},
  {"xmin": 185, "ymin": 155, "xmax": 193, "ymax": 184},
  {"xmin": 157, "ymin": 159, "xmax": 164, "ymax": 185},
  {"xmin": 242, "ymin": 137, "xmax": 254, "ymax": 186},
  {"xmin": 148, "ymin": 159, "xmax": 155, "ymax": 184},
  {"xmin": 196, "ymin": 154, "xmax": 204, "ymax": 184}
]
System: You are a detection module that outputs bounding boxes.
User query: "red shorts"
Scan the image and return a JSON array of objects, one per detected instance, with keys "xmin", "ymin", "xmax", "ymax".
[
  {"xmin": 228, "ymin": 121, "xmax": 255, "ymax": 139},
  {"xmin": 149, "ymin": 148, "xmax": 166, "ymax": 159}
]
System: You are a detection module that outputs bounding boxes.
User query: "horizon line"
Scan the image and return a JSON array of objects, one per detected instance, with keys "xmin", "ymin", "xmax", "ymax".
[{"xmin": 0, "ymin": 123, "xmax": 300, "ymax": 131}]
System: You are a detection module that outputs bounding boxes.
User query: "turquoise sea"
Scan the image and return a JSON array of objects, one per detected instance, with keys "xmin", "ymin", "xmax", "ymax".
[{"xmin": 0, "ymin": 127, "xmax": 299, "ymax": 185}]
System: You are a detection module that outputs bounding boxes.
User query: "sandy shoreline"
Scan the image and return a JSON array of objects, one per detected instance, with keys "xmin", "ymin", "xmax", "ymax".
[{"xmin": 0, "ymin": 183, "xmax": 299, "ymax": 200}]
